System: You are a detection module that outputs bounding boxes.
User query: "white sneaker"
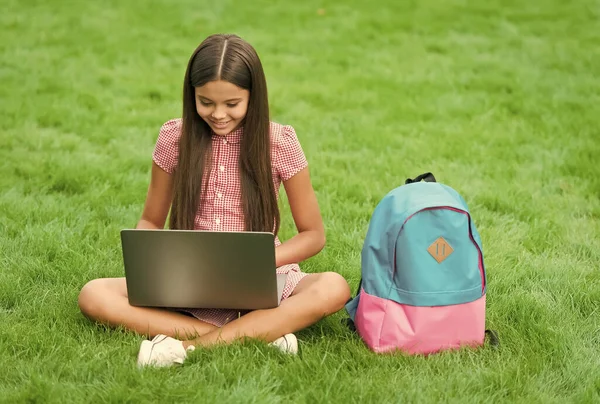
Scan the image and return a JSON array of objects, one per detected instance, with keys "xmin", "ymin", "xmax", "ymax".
[
  {"xmin": 137, "ymin": 334, "xmax": 195, "ymax": 368},
  {"xmin": 269, "ymin": 333, "xmax": 298, "ymax": 355}
]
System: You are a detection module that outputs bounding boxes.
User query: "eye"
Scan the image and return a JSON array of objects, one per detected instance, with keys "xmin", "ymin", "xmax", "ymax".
[
  {"xmin": 199, "ymin": 99, "xmax": 213, "ymax": 106},
  {"xmin": 226, "ymin": 103, "xmax": 239, "ymax": 108}
]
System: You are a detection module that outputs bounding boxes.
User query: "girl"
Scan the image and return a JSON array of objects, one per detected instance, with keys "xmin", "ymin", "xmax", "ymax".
[{"xmin": 77, "ymin": 34, "xmax": 351, "ymax": 367}]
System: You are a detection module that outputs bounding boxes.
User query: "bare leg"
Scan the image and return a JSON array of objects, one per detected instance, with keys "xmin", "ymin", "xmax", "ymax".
[
  {"xmin": 78, "ymin": 278, "xmax": 217, "ymax": 340},
  {"xmin": 181, "ymin": 272, "xmax": 351, "ymax": 349}
]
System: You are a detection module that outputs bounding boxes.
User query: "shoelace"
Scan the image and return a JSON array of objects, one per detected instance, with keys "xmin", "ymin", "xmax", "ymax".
[
  {"xmin": 148, "ymin": 335, "xmax": 178, "ymax": 363},
  {"xmin": 281, "ymin": 335, "xmax": 289, "ymax": 350},
  {"xmin": 271, "ymin": 335, "xmax": 290, "ymax": 352}
]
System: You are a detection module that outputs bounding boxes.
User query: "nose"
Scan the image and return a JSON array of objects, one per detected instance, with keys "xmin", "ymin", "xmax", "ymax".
[{"xmin": 211, "ymin": 106, "xmax": 227, "ymax": 120}]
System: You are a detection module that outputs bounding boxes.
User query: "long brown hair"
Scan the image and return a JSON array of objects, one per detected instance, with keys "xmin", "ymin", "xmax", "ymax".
[{"xmin": 169, "ymin": 34, "xmax": 280, "ymax": 235}]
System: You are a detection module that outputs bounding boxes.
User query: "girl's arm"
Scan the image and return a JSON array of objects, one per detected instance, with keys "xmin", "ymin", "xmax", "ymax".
[
  {"xmin": 276, "ymin": 167, "xmax": 325, "ymax": 267},
  {"xmin": 136, "ymin": 162, "xmax": 173, "ymax": 229}
]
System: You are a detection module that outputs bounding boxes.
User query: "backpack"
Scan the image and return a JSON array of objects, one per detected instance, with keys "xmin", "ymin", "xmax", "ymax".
[{"xmin": 345, "ymin": 173, "xmax": 498, "ymax": 354}]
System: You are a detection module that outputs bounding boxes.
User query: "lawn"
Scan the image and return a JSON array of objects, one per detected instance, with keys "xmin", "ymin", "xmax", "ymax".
[{"xmin": 1, "ymin": 0, "xmax": 599, "ymax": 402}]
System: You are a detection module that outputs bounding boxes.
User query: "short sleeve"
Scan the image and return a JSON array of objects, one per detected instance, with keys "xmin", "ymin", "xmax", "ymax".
[
  {"xmin": 152, "ymin": 119, "xmax": 182, "ymax": 174},
  {"xmin": 276, "ymin": 125, "xmax": 308, "ymax": 181}
]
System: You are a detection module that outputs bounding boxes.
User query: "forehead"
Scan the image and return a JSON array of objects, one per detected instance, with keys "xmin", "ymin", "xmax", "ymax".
[{"xmin": 195, "ymin": 80, "xmax": 249, "ymax": 100}]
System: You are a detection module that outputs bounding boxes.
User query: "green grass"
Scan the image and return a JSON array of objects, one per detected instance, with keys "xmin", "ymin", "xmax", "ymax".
[{"xmin": 1, "ymin": 0, "xmax": 599, "ymax": 402}]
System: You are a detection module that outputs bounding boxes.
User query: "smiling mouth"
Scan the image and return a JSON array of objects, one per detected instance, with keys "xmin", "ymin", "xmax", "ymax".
[{"xmin": 211, "ymin": 120, "xmax": 231, "ymax": 128}]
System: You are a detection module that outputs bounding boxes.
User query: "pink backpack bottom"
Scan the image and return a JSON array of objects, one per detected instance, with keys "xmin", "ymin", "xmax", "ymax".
[{"xmin": 354, "ymin": 289, "xmax": 486, "ymax": 354}]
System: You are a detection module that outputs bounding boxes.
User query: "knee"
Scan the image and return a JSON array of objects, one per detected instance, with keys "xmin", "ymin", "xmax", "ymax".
[
  {"xmin": 78, "ymin": 279, "xmax": 108, "ymax": 320},
  {"xmin": 315, "ymin": 272, "xmax": 351, "ymax": 314}
]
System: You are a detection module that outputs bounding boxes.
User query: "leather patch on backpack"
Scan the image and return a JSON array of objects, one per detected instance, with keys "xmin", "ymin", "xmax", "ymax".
[{"xmin": 428, "ymin": 237, "xmax": 453, "ymax": 263}]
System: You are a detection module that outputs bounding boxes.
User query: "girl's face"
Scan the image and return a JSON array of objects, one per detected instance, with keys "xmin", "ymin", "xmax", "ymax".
[{"xmin": 195, "ymin": 80, "xmax": 250, "ymax": 136}]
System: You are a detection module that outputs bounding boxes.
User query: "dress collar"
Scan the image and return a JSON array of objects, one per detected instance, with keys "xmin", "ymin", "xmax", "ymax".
[{"xmin": 212, "ymin": 126, "xmax": 243, "ymax": 143}]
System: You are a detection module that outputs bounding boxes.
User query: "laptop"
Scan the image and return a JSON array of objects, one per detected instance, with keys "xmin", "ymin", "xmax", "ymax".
[{"xmin": 120, "ymin": 229, "xmax": 287, "ymax": 310}]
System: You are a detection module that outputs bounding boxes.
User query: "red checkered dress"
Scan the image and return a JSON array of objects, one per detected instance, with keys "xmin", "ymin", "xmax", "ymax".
[{"xmin": 152, "ymin": 118, "xmax": 309, "ymax": 327}]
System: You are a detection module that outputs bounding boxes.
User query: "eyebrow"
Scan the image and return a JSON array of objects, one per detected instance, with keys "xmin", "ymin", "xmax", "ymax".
[{"xmin": 198, "ymin": 96, "xmax": 243, "ymax": 103}]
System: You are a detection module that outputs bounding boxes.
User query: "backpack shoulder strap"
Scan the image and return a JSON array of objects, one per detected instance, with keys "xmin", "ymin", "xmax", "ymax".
[{"xmin": 485, "ymin": 329, "xmax": 500, "ymax": 348}]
